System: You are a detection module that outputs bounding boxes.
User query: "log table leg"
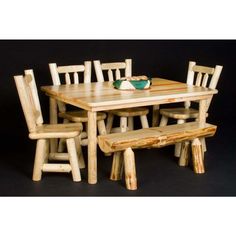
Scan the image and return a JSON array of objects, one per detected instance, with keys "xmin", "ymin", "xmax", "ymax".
[
  {"xmin": 88, "ymin": 111, "xmax": 97, "ymax": 184},
  {"xmin": 152, "ymin": 105, "xmax": 160, "ymax": 127},
  {"xmin": 49, "ymin": 98, "xmax": 58, "ymax": 153}
]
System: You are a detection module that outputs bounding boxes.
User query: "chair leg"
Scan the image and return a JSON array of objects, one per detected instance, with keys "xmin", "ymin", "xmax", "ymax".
[
  {"xmin": 110, "ymin": 151, "xmax": 124, "ymax": 181},
  {"xmin": 58, "ymin": 139, "xmax": 66, "ymax": 152},
  {"xmin": 66, "ymin": 138, "xmax": 81, "ymax": 182},
  {"xmin": 152, "ymin": 105, "xmax": 160, "ymax": 127},
  {"xmin": 174, "ymin": 119, "xmax": 185, "ymax": 157},
  {"xmin": 200, "ymin": 137, "xmax": 207, "ymax": 153},
  {"xmin": 110, "ymin": 116, "xmax": 127, "ymax": 180},
  {"xmin": 128, "ymin": 117, "xmax": 134, "ymax": 131},
  {"xmin": 75, "ymin": 136, "xmax": 85, "ymax": 169},
  {"xmin": 191, "ymin": 138, "xmax": 205, "ymax": 174},
  {"xmin": 179, "ymin": 141, "xmax": 190, "ymax": 166},
  {"xmin": 106, "ymin": 113, "xmax": 114, "ymax": 134},
  {"xmin": 32, "ymin": 139, "xmax": 49, "ymax": 181},
  {"xmin": 124, "ymin": 148, "xmax": 137, "ymax": 190},
  {"xmin": 98, "ymin": 120, "xmax": 107, "ymax": 135},
  {"xmin": 58, "ymin": 119, "xmax": 69, "ymax": 152},
  {"xmin": 140, "ymin": 115, "xmax": 149, "ymax": 128},
  {"xmin": 159, "ymin": 115, "xmax": 168, "ymax": 127}
]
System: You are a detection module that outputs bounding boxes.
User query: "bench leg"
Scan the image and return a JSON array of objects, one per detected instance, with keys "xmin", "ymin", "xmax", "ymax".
[
  {"xmin": 191, "ymin": 138, "xmax": 205, "ymax": 174},
  {"xmin": 110, "ymin": 152, "xmax": 124, "ymax": 180},
  {"xmin": 124, "ymin": 148, "xmax": 137, "ymax": 190},
  {"xmin": 110, "ymin": 116, "xmax": 127, "ymax": 180},
  {"xmin": 179, "ymin": 141, "xmax": 190, "ymax": 167}
]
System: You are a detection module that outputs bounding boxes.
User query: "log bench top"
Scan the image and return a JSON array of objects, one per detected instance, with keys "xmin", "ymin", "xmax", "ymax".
[{"xmin": 98, "ymin": 122, "xmax": 217, "ymax": 153}]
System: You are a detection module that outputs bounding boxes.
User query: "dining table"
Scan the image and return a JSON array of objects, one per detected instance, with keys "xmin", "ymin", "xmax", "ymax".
[{"xmin": 41, "ymin": 78, "xmax": 218, "ymax": 184}]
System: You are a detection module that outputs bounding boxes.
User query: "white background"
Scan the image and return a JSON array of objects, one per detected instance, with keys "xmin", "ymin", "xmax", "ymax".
[{"xmin": 0, "ymin": 1, "xmax": 235, "ymax": 235}]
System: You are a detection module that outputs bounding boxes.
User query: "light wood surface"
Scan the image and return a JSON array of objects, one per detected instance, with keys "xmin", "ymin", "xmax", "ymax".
[
  {"xmin": 159, "ymin": 61, "xmax": 222, "ymax": 158},
  {"xmin": 14, "ymin": 70, "xmax": 82, "ymax": 182},
  {"xmin": 191, "ymin": 138, "xmax": 205, "ymax": 173},
  {"xmin": 98, "ymin": 122, "xmax": 216, "ymax": 153},
  {"xmin": 124, "ymin": 148, "xmax": 137, "ymax": 190},
  {"xmin": 98, "ymin": 122, "xmax": 216, "ymax": 190},
  {"xmin": 93, "ymin": 59, "xmax": 149, "ymax": 134},
  {"xmin": 41, "ymin": 78, "xmax": 217, "ymax": 184},
  {"xmin": 41, "ymin": 78, "xmax": 217, "ymax": 112},
  {"xmin": 88, "ymin": 111, "xmax": 97, "ymax": 184},
  {"xmin": 49, "ymin": 61, "xmax": 107, "ymax": 156}
]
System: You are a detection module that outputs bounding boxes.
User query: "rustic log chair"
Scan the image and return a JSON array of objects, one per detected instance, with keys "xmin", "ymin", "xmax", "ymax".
[
  {"xmin": 98, "ymin": 122, "xmax": 217, "ymax": 190},
  {"xmin": 93, "ymin": 59, "xmax": 150, "ymax": 134},
  {"xmin": 49, "ymin": 62, "xmax": 107, "ymax": 152},
  {"xmin": 158, "ymin": 61, "xmax": 223, "ymax": 157},
  {"xmin": 14, "ymin": 69, "xmax": 84, "ymax": 182}
]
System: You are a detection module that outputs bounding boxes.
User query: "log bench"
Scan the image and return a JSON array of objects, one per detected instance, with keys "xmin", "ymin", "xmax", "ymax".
[{"xmin": 98, "ymin": 121, "xmax": 217, "ymax": 190}]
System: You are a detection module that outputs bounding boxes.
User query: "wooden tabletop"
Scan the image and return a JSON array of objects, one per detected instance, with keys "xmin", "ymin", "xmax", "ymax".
[{"xmin": 41, "ymin": 78, "xmax": 218, "ymax": 111}]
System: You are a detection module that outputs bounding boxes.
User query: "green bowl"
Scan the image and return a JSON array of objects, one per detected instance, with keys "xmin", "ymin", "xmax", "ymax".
[{"xmin": 113, "ymin": 77, "xmax": 152, "ymax": 90}]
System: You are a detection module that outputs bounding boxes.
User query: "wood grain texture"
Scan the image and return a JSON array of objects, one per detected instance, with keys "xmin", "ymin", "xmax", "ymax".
[
  {"xmin": 14, "ymin": 71, "xmax": 82, "ymax": 182},
  {"xmin": 41, "ymin": 78, "xmax": 217, "ymax": 112},
  {"xmin": 191, "ymin": 138, "xmax": 205, "ymax": 174},
  {"xmin": 98, "ymin": 122, "xmax": 217, "ymax": 153}
]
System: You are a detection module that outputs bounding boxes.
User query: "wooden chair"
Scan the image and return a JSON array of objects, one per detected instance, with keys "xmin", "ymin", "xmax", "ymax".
[
  {"xmin": 93, "ymin": 59, "xmax": 150, "ymax": 134},
  {"xmin": 14, "ymin": 69, "xmax": 84, "ymax": 182},
  {"xmin": 49, "ymin": 61, "xmax": 107, "ymax": 150},
  {"xmin": 159, "ymin": 61, "xmax": 223, "ymax": 157}
]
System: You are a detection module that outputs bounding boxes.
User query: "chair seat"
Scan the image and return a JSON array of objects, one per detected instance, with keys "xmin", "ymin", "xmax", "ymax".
[
  {"xmin": 59, "ymin": 110, "xmax": 107, "ymax": 122},
  {"xmin": 109, "ymin": 107, "xmax": 149, "ymax": 117},
  {"xmin": 29, "ymin": 123, "xmax": 83, "ymax": 139},
  {"xmin": 160, "ymin": 107, "xmax": 200, "ymax": 120}
]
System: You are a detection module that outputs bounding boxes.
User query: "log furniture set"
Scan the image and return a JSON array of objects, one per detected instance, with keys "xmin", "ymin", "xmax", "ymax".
[{"xmin": 14, "ymin": 59, "xmax": 223, "ymax": 190}]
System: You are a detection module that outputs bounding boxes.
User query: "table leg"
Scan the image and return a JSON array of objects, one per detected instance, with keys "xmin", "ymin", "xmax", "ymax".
[
  {"xmin": 49, "ymin": 97, "xmax": 58, "ymax": 153},
  {"xmin": 152, "ymin": 105, "xmax": 160, "ymax": 127},
  {"xmin": 88, "ymin": 111, "xmax": 97, "ymax": 184},
  {"xmin": 198, "ymin": 99, "xmax": 208, "ymax": 126}
]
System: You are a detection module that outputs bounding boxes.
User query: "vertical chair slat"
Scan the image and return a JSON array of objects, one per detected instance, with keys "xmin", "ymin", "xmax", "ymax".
[
  {"xmin": 65, "ymin": 73, "xmax": 71, "ymax": 84},
  {"xmin": 108, "ymin": 69, "xmax": 114, "ymax": 81},
  {"xmin": 115, "ymin": 69, "xmax": 121, "ymax": 80},
  {"xmin": 196, "ymin": 72, "xmax": 202, "ymax": 86},
  {"xmin": 202, "ymin": 73, "xmax": 209, "ymax": 87},
  {"xmin": 73, "ymin": 72, "xmax": 79, "ymax": 84}
]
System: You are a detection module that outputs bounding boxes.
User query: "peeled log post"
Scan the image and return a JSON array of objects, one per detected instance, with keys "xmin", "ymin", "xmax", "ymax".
[
  {"xmin": 191, "ymin": 138, "xmax": 205, "ymax": 174},
  {"xmin": 124, "ymin": 148, "xmax": 137, "ymax": 190},
  {"xmin": 110, "ymin": 151, "xmax": 124, "ymax": 181},
  {"xmin": 179, "ymin": 141, "xmax": 190, "ymax": 167}
]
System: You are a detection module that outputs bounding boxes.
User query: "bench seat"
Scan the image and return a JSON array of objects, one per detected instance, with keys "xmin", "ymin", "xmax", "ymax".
[
  {"xmin": 97, "ymin": 122, "xmax": 217, "ymax": 190},
  {"xmin": 98, "ymin": 122, "xmax": 216, "ymax": 153}
]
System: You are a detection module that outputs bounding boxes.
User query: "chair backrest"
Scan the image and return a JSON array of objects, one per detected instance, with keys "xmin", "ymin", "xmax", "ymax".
[
  {"xmin": 14, "ymin": 69, "xmax": 44, "ymax": 133},
  {"xmin": 49, "ymin": 61, "xmax": 92, "ymax": 112},
  {"xmin": 185, "ymin": 61, "xmax": 223, "ymax": 110},
  {"xmin": 49, "ymin": 61, "xmax": 92, "ymax": 85},
  {"xmin": 93, "ymin": 59, "xmax": 132, "ymax": 82}
]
